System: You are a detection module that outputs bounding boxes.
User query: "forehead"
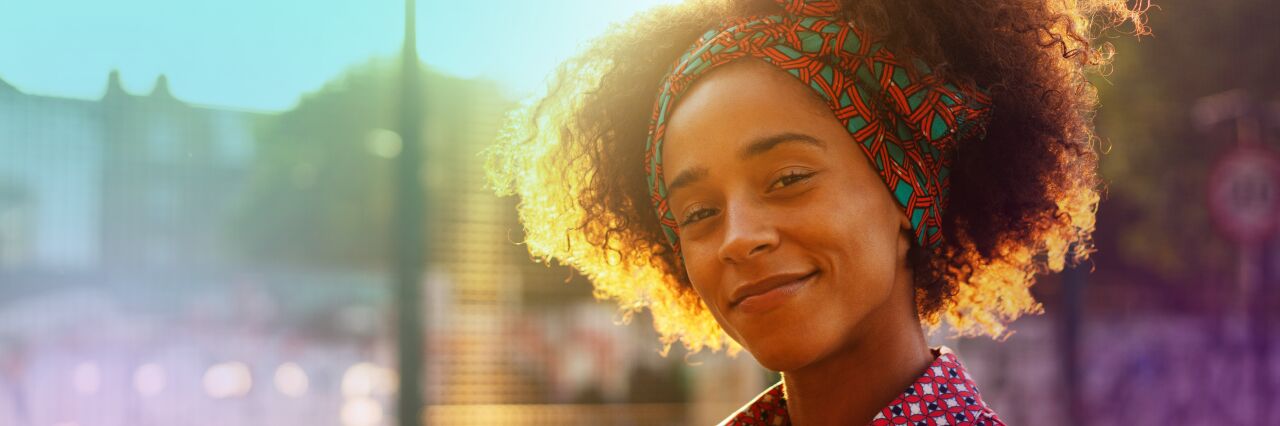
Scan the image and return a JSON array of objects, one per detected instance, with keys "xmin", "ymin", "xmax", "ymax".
[{"xmin": 662, "ymin": 59, "xmax": 840, "ymax": 165}]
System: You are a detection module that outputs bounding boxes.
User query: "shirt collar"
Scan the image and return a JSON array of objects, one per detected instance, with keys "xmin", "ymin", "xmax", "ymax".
[{"xmin": 719, "ymin": 346, "xmax": 1004, "ymax": 426}]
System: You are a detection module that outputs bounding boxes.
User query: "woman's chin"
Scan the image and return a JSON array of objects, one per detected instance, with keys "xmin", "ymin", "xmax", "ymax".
[
  {"xmin": 731, "ymin": 320, "xmax": 832, "ymax": 372},
  {"xmin": 743, "ymin": 342, "xmax": 822, "ymax": 373}
]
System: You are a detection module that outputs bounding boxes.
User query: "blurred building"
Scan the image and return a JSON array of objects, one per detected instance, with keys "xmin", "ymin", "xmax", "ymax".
[
  {"xmin": 0, "ymin": 74, "xmax": 104, "ymax": 271},
  {"xmin": 0, "ymin": 71, "xmax": 261, "ymax": 273},
  {"xmin": 98, "ymin": 71, "xmax": 258, "ymax": 272}
]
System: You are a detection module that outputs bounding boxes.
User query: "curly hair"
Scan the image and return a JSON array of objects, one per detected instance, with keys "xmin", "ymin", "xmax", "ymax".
[{"xmin": 485, "ymin": 0, "xmax": 1149, "ymax": 356}]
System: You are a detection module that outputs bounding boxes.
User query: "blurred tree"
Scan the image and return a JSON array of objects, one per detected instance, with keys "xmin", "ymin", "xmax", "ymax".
[
  {"xmin": 228, "ymin": 58, "xmax": 508, "ymax": 269},
  {"xmin": 1091, "ymin": 0, "xmax": 1280, "ymax": 289}
]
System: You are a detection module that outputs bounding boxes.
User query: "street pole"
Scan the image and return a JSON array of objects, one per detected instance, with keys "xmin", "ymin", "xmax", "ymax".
[
  {"xmin": 394, "ymin": 0, "xmax": 426, "ymax": 424},
  {"xmin": 1059, "ymin": 253, "xmax": 1084, "ymax": 425},
  {"xmin": 1197, "ymin": 92, "xmax": 1279, "ymax": 424}
]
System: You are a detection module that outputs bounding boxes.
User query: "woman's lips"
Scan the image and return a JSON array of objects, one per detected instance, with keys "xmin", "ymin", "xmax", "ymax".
[{"xmin": 732, "ymin": 271, "xmax": 817, "ymax": 315}]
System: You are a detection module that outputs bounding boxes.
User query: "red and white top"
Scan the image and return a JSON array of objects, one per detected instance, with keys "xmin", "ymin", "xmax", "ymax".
[{"xmin": 719, "ymin": 347, "xmax": 1004, "ymax": 426}]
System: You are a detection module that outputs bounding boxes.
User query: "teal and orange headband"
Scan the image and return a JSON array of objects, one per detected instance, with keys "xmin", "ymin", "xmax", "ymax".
[{"xmin": 644, "ymin": 0, "xmax": 992, "ymax": 261}]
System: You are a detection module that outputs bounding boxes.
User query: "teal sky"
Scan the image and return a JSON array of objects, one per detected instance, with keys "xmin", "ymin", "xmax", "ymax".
[{"xmin": 0, "ymin": 0, "xmax": 680, "ymax": 112}]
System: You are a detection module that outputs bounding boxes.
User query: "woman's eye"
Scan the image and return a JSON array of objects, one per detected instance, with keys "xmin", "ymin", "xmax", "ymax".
[
  {"xmin": 680, "ymin": 207, "xmax": 717, "ymax": 226},
  {"xmin": 770, "ymin": 171, "xmax": 815, "ymax": 190}
]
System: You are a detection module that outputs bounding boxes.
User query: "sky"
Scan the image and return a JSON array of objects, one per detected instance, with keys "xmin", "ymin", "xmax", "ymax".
[{"xmin": 0, "ymin": 0, "xmax": 681, "ymax": 112}]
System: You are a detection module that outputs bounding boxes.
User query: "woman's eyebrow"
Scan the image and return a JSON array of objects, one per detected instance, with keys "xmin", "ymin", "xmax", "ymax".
[
  {"xmin": 667, "ymin": 132, "xmax": 825, "ymax": 198},
  {"xmin": 667, "ymin": 167, "xmax": 708, "ymax": 199},
  {"xmin": 739, "ymin": 132, "xmax": 825, "ymax": 160}
]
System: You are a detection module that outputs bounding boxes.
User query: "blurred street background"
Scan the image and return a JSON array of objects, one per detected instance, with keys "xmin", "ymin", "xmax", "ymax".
[{"xmin": 0, "ymin": 0, "xmax": 1277, "ymax": 425}]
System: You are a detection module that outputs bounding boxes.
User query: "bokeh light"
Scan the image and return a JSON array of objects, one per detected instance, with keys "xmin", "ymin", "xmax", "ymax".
[
  {"xmin": 203, "ymin": 361, "xmax": 253, "ymax": 399},
  {"xmin": 340, "ymin": 396, "xmax": 384, "ymax": 426},
  {"xmin": 273, "ymin": 362, "xmax": 309, "ymax": 397},
  {"xmin": 341, "ymin": 362, "xmax": 396, "ymax": 398},
  {"xmin": 132, "ymin": 363, "xmax": 166, "ymax": 396}
]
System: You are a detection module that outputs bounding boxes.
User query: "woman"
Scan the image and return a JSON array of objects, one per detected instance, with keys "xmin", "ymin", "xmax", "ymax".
[{"xmin": 486, "ymin": 0, "xmax": 1145, "ymax": 424}]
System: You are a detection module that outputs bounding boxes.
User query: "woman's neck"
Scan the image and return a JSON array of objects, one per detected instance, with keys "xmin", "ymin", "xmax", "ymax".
[{"xmin": 779, "ymin": 266, "xmax": 933, "ymax": 425}]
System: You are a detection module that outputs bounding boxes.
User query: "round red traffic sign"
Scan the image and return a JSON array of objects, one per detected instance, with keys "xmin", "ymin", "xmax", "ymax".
[{"xmin": 1207, "ymin": 144, "xmax": 1280, "ymax": 245}]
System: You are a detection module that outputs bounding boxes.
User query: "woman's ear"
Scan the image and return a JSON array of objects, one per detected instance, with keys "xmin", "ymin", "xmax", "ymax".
[{"xmin": 897, "ymin": 213, "xmax": 913, "ymax": 264}]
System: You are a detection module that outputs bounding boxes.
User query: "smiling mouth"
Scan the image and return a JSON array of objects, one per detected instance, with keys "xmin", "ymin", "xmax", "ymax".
[{"xmin": 731, "ymin": 271, "xmax": 818, "ymax": 314}]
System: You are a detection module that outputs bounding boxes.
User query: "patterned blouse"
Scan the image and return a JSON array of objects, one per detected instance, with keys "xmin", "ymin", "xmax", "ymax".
[{"xmin": 719, "ymin": 347, "xmax": 1004, "ymax": 425}]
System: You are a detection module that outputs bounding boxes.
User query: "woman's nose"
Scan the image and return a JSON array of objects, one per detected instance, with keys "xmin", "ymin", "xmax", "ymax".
[{"xmin": 717, "ymin": 198, "xmax": 779, "ymax": 264}]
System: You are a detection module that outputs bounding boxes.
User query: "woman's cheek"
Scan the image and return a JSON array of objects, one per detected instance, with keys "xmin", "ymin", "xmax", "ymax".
[{"xmin": 681, "ymin": 248, "xmax": 720, "ymax": 304}]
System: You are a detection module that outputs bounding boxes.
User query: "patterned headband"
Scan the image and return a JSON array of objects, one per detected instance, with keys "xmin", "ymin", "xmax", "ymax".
[{"xmin": 643, "ymin": 0, "xmax": 992, "ymax": 261}]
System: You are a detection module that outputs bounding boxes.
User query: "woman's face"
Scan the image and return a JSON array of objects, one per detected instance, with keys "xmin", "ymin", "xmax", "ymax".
[{"xmin": 662, "ymin": 59, "xmax": 914, "ymax": 371}]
